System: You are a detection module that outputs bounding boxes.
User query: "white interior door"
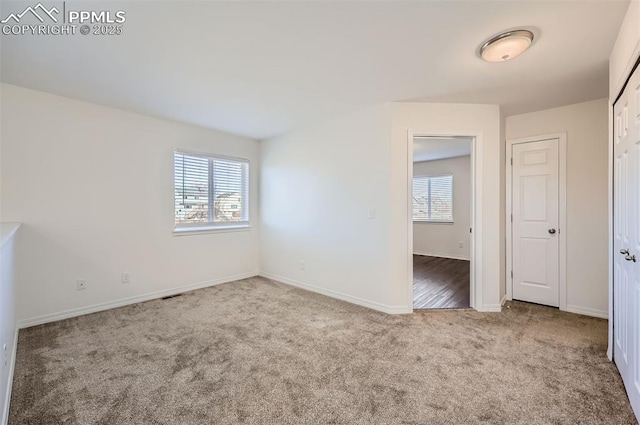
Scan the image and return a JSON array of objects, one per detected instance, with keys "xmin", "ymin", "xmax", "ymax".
[
  {"xmin": 511, "ymin": 139, "xmax": 560, "ymax": 307},
  {"xmin": 613, "ymin": 63, "xmax": 640, "ymax": 419}
]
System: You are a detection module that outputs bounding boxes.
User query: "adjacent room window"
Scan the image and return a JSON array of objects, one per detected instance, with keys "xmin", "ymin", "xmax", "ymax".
[
  {"xmin": 413, "ymin": 175, "xmax": 453, "ymax": 221},
  {"xmin": 174, "ymin": 150, "xmax": 249, "ymax": 231}
]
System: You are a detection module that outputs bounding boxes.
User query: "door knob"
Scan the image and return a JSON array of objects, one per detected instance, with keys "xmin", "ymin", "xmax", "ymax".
[
  {"xmin": 548, "ymin": 229, "xmax": 556, "ymax": 234},
  {"xmin": 626, "ymin": 253, "xmax": 637, "ymax": 262},
  {"xmin": 620, "ymin": 248, "xmax": 630, "ymax": 255}
]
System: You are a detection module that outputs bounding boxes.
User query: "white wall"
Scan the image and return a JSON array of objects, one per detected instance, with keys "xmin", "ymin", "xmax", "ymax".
[
  {"xmin": 610, "ymin": 0, "xmax": 640, "ymax": 98},
  {"xmin": 391, "ymin": 103, "xmax": 502, "ymax": 311},
  {"xmin": 0, "ymin": 224, "xmax": 19, "ymax": 425},
  {"xmin": 260, "ymin": 104, "xmax": 403, "ymax": 312},
  {"xmin": 506, "ymin": 98, "xmax": 609, "ymax": 318},
  {"xmin": 0, "ymin": 84, "xmax": 260, "ymax": 325},
  {"xmin": 413, "ymin": 156, "xmax": 471, "ymax": 260},
  {"xmin": 500, "ymin": 113, "xmax": 507, "ymax": 303},
  {"xmin": 261, "ymin": 102, "xmax": 502, "ymax": 313}
]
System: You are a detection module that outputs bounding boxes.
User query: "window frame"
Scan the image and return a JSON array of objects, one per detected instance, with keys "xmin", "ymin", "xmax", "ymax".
[
  {"xmin": 412, "ymin": 174, "xmax": 454, "ymax": 223},
  {"xmin": 173, "ymin": 149, "xmax": 250, "ymax": 235}
]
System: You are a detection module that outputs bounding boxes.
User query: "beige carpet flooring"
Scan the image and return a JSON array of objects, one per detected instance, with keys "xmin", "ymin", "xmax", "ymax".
[{"xmin": 9, "ymin": 277, "xmax": 637, "ymax": 424}]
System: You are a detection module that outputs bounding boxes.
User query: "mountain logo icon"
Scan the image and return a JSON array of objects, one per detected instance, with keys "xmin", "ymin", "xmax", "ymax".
[{"xmin": 1, "ymin": 3, "xmax": 60, "ymax": 24}]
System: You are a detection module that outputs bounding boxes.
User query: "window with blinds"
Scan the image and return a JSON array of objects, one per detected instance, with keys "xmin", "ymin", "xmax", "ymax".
[
  {"xmin": 174, "ymin": 150, "xmax": 249, "ymax": 231},
  {"xmin": 412, "ymin": 175, "xmax": 453, "ymax": 221}
]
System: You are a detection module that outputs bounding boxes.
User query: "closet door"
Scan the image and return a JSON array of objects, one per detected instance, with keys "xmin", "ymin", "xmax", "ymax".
[{"xmin": 613, "ymin": 63, "xmax": 640, "ymax": 419}]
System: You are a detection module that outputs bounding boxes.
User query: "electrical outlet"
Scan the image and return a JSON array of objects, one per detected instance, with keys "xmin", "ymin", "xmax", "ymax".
[
  {"xmin": 121, "ymin": 272, "xmax": 130, "ymax": 284},
  {"xmin": 458, "ymin": 241, "xmax": 464, "ymax": 248},
  {"xmin": 299, "ymin": 260, "xmax": 305, "ymax": 270},
  {"xmin": 76, "ymin": 279, "xmax": 87, "ymax": 290}
]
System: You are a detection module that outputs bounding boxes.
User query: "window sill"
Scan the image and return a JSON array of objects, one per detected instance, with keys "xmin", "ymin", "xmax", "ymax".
[
  {"xmin": 173, "ymin": 225, "xmax": 252, "ymax": 236},
  {"xmin": 413, "ymin": 220, "xmax": 454, "ymax": 224}
]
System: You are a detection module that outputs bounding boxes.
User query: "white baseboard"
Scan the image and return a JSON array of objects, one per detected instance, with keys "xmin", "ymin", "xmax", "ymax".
[
  {"xmin": 413, "ymin": 252, "xmax": 470, "ymax": 261},
  {"xmin": 259, "ymin": 272, "xmax": 412, "ymax": 315},
  {"xmin": 478, "ymin": 303, "xmax": 502, "ymax": 312},
  {"xmin": 17, "ymin": 271, "xmax": 259, "ymax": 329},
  {"xmin": 565, "ymin": 304, "xmax": 608, "ymax": 319},
  {"xmin": 500, "ymin": 294, "xmax": 507, "ymax": 306},
  {"xmin": 2, "ymin": 326, "xmax": 18, "ymax": 425}
]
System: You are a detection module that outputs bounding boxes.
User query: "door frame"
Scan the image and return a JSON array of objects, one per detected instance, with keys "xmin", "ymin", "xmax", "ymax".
[
  {"xmin": 505, "ymin": 132, "xmax": 567, "ymax": 310},
  {"xmin": 406, "ymin": 130, "xmax": 482, "ymax": 311}
]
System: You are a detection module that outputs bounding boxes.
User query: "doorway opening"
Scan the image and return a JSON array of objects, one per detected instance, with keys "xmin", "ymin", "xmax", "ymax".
[{"xmin": 411, "ymin": 136, "xmax": 473, "ymax": 310}]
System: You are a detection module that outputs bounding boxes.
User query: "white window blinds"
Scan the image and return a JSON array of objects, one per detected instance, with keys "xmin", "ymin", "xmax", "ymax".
[
  {"xmin": 413, "ymin": 175, "xmax": 453, "ymax": 221},
  {"xmin": 174, "ymin": 150, "xmax": 249, "ymax": 230}
]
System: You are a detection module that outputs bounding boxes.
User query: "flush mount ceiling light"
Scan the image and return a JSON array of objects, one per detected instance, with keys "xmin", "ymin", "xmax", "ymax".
[{"xmin": 480, "ymin": 30, "xmax": 534, "ymax": 62}]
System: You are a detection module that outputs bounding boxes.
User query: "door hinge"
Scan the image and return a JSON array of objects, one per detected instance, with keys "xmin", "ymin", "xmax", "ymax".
[
  {"xmin": 511, "ymin": 270, "xmax": 513, "ymax": 278},
  {"xmin": 469, "ymin": 227, "xmax": 472, "ymax": 233},
  {"xmin": 510, "ymin": 157, "xmax": 513, "ymax": 166},
  {"xmin": 511, "ymin": 214, "xmax": 513, "ymax": 222}
]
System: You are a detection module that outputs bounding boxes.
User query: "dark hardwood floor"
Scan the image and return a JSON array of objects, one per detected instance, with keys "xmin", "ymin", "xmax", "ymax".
[{"xmin": 413, "ymin": 254, "xmax": 470, "ymax": 309}]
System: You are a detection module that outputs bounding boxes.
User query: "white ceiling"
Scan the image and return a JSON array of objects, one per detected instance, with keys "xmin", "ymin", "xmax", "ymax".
[
  {"xmin": 414, "ymin": 137, "xmax": 472, "ymax": 162},
  {"xmin": 0, "ymin": 1, "xmax": 629, "ymax": 139}
]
